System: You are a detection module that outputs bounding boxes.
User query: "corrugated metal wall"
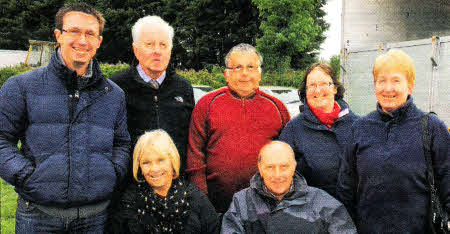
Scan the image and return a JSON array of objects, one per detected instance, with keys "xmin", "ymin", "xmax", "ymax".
[
  {"xmin": 342, "ymin": 0, "xmax": 450, "ymax": 48},
  {"xmin": 341, "ymin": 36, "xmax": 450, "ymax": 126}
]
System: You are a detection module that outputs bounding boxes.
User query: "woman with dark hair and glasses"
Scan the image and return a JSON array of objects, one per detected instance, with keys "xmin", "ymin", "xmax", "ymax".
[{"xmin": 280, "ymin": 63, "xmax": 358, "ymax": 199}]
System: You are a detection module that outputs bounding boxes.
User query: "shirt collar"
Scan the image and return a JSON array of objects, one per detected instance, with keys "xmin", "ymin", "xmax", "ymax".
[{"xmin": 137, "ymin": 64, "xmax": 166, "ymax": 85}]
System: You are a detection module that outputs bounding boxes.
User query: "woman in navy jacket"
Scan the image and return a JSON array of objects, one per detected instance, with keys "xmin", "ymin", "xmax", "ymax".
[
  {"xmin": 337, "ymin": 49, "xmax": 449, "ymax": 233},
  {"xmin": 280, "ymin": 63, "xmax": 358, "ymax": 199}
]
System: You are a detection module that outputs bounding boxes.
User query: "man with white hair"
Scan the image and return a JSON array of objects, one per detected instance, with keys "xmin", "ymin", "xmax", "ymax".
[{"xmin": 111, "ymin": 16, "xmax": 194, "ymax": 174}]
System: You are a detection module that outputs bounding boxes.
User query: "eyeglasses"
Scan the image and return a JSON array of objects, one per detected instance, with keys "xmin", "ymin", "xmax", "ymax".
[
  {"xmin": 306, "ymin": 82, "xmax": 334, "ymax": 90},
  {"xmin": 227, "ymin": 65, "xmax": 260, "ymax": 73},
  {"xmin": 62, "ymin": 29, "xmax": 99, "ymax": 40}
]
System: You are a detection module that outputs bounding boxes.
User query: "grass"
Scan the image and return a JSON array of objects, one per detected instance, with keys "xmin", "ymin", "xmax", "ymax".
[{"xmin": 0, "ymin": 179, "xmax": 17, "ymax": 234}]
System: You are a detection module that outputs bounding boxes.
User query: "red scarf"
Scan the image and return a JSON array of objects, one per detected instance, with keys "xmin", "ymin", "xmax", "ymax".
[{"xmin": 307, "ymin": 101, "xmax": 341, "ymax": 129}]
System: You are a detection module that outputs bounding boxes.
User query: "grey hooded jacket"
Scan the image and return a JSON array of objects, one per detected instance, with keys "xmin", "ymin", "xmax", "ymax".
[{"xmin": 221, "ymin": 173, "xmax": 356, "ymax": 234}]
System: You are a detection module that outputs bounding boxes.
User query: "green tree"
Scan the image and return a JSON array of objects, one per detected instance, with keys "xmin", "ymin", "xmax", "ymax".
[
  {"xmin": 0, "ymin": 0, "xmax": 260, "ymax": 69},
  {"xmin": 0, "ymin": 0, "xmax": 62, "ymax": 50},
  {"xmin": 162, "ymin": 0, "xmax": 260, "ymax": 70},
  {"xmin": 253, "ymin": 0, "xmax": 328, "ymax": 72},
  {"xmin": 329, "ymin": 54, "xmax": 340, "ymax": 79}
]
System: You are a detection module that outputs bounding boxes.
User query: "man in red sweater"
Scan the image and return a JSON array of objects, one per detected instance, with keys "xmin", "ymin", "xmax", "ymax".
[{"xmin": 186, "ymin": 43, "xmax": 290, "ymax": 213}]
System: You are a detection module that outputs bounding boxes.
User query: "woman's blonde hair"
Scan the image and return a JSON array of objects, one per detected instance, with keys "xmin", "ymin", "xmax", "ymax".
[
  {"xmin": 372, "ymin": 49, "xmax": 416, "ymax": 88},
  {"xmin": 132, "ymin": 129, "xmax": 180, "ymax": 182}
]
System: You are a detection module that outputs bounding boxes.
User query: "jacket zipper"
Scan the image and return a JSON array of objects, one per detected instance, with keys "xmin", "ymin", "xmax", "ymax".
[
  {"xmin": 68, "ymin": 87, "xmax": 79, "ymax": 203},
  {"xmin": 154, "ymin": 95, "xmax": 160, "ymax": 128}
]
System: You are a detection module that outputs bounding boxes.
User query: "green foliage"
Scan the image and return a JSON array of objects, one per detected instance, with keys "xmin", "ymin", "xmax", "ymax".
[
  {"xmin": 261, "ymin": 69, "xmax": 305, "ymax": 88},
  {"xmin": 0, "ymin": 63, "xmax": 130, "ymax": 88},
  {"xmin": 0, "ymin": 65, "xmax": 34, "ymax": 88},
  {"xmin": 179, "ymin": 66, "xmax": 226, "ymax": 89},
  {"xmin": 0, "ymin": 0, "xmax": 261, "ymax": 70},
  {"xmin": 162, "ymin": 0, "xmax": 261, "ymax": 70},
  {"xmin": 1, "ymin": 179, "xmax": 17, "ymax": 234},
  {"xmin": 178, "ymin": 65, "xmax": 304, "ymax": 89},
  {"xmin": 100, "ymin": 63, "xmax": 130, "ymax": 78},
  {"xmin": 329, "ymin": 55, "xmax": 340, "ymax": 80},
  {"xmin": 0, "ymin": 63, "xmax": 305, "ymax": 93},
  {"xmin": 0, "ymin": 0, "xmax": 63, "ymax": 50},
  {"xmin": 253, "ymin": 0, "xmax": 327, "ymax": 72}
]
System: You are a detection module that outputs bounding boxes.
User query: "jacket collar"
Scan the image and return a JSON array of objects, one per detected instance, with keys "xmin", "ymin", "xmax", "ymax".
[
  {"xmin": 303, "ymin": 99, "xmax": 352, "ymax": 130},
  {"xmin": 250, "ymin": 172, "xmax": 309, "ymax": 202},
  {"xmin": 227, "ymin": 87, "xmax": 260, "ymax": 100},
  {"xmin": 131, "ymin": 66, "xmax": 175, "ymax": 90},
  {"xmin": 376, "ymin": 96, "xmax": 416, "ymax": 123},
  {"xmin": 48, "ymin": 50, "xmax": 104, "ymax": 90}
]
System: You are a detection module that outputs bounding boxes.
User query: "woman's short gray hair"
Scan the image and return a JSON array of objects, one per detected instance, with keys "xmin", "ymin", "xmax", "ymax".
[
  {"xmin": 225, "ymin": 43, "xmax": 263, "ymax": 68},
  {"xmin": 131, "ymin": 15, "xmax": 174, "ymax": 48}
]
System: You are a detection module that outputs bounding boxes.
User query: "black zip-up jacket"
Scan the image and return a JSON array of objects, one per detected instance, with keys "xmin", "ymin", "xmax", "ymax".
[{"xmin": 110, "ymin": 67, "xmax": 194, "ymax": 173}]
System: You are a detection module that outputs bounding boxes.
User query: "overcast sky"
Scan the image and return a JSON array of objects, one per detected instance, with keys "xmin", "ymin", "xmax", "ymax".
[{"xmin": 319, "ymin": 0, "xmax": 342, "ymax": 60}]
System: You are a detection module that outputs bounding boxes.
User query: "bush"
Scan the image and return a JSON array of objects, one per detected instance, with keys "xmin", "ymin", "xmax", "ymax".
[
  {"xmin": 0, "ymin": 65, "xmax": 34, "ymax": 88},
  {"xmin": 0, "ymin": 63, "xmax": 306, "ymax": 89},
  {"xmin": 100, "ymin": 63, "xmax": 130, "ymax": 78},
  {"xmin": 0, "ymin": 63, "xmax": 131, "ymax": 88},
  {"xmin": 179, "ymin": 65, "xmax": 226, "ymax": 89}
]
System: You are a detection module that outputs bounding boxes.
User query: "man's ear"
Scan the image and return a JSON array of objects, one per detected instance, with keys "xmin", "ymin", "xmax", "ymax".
[
  {"xmin": 224, "ymin": 69, "xmax": 230, "ymax": 82},
  {"xmin": 54, "ymin": 29, "xmax": 62, "ymax": 44},
  {"xmin": 96, "ymin": 36, "xmax": 103, "ymax": 49}
]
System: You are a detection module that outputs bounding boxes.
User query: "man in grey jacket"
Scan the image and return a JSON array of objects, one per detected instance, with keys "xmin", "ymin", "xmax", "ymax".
[{"xmin": 221, "ymin": 141, "xmax": 356, "ymax": 234}]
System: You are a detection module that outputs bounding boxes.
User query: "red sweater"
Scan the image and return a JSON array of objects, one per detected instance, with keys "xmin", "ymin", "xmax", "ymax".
[{"xmin": 187, "ymin": 87, "xmax": 290, "ymax": 212}]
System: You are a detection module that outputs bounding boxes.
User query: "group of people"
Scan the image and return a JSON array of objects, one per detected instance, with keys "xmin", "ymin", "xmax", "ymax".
[{"xmin": 0, "ymin": 2, "xmax": 448, "ymax": 234}]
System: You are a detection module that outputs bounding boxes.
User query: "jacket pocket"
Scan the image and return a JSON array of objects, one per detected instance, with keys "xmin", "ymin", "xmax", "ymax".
[{"xmin": 88, "ymin": 153, "xmax": 117, "ymax": 200}]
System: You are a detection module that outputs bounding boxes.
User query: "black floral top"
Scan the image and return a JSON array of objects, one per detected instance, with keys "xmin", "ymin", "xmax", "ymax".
[{"xmin": 110, "ymin": 178, "xmax": 219, "ymax": 234}]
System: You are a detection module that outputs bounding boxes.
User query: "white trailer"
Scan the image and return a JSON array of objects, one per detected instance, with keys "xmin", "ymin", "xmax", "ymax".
[{"xmin": 341, "ymin": 0, "xmax": 450, "ymax": 126}]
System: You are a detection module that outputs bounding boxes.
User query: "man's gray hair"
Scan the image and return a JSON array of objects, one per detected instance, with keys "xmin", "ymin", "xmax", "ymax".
[
  {"xmin": 225, "ymin": 43, "xmax": 263, "ymax": 68},
  {"xmin": 132, "ymin": 15, "xmax": 174, "ymax": 48}
]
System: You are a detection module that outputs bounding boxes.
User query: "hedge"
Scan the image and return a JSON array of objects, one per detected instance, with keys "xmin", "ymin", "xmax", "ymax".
[{"xmin": 0, "ymin": 64, "xmax": 305, "ymax": 89}]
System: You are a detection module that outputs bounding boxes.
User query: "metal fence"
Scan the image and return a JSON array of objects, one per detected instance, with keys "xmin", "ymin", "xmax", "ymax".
[{"xmin": 341, "ymin": 36, "xmax": 450, "ymax": 127}]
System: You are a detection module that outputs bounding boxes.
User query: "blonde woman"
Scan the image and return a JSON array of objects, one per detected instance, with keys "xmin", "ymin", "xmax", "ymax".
[
  {"xmin": 110, "ymin": 130, "xmax": 219, "ymax": 233},
  {"xmin": 337, "ymin": 50, "xmax": 449, "ymax": 233}
]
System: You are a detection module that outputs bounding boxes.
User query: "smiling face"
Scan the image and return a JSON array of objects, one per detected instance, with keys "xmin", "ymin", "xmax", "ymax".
[
  {"xmin": 225, "ymin": 52, "xmax": 261, "ymax": 98},
  {"xmin": 374, "ymin": 67, "xmax": 413, "ymax": 113},
  {"xmin": 133, "ymin": 25, "xmax": 171, "ymax": 79},
  {"xmin": 258, "ymin": 142, "xmax": 296, "ymax": 200},
  {"xmin": 54, "ymin": 11, "xmax": 102, "ymax": 75},
  {"xmin": 140, "ymin": 148, "xmax": 174, "ymax": 196},
  {"xmin": 305, "ymin": 67, "xmax": 337, "ymax": 113}
]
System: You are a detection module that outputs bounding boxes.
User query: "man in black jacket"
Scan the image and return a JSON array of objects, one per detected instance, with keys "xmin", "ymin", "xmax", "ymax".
[{"xmin": 111, "ymin": 15, "xmax": 194, "ymax": 174}]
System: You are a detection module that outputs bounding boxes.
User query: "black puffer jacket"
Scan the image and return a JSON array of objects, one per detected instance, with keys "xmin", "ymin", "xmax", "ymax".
[
  {"xmin": 110, "ymin": 67, "xmax": 194, "ymax": 172},
  {"xmin": 110, "ymin": 179, "xmax": 219, "ymax": 234}
]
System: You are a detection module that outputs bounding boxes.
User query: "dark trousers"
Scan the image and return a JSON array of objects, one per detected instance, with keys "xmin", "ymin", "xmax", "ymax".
[{"xmin": 15, "ymin": 197, "xmax": 107, "ymax": 234}]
